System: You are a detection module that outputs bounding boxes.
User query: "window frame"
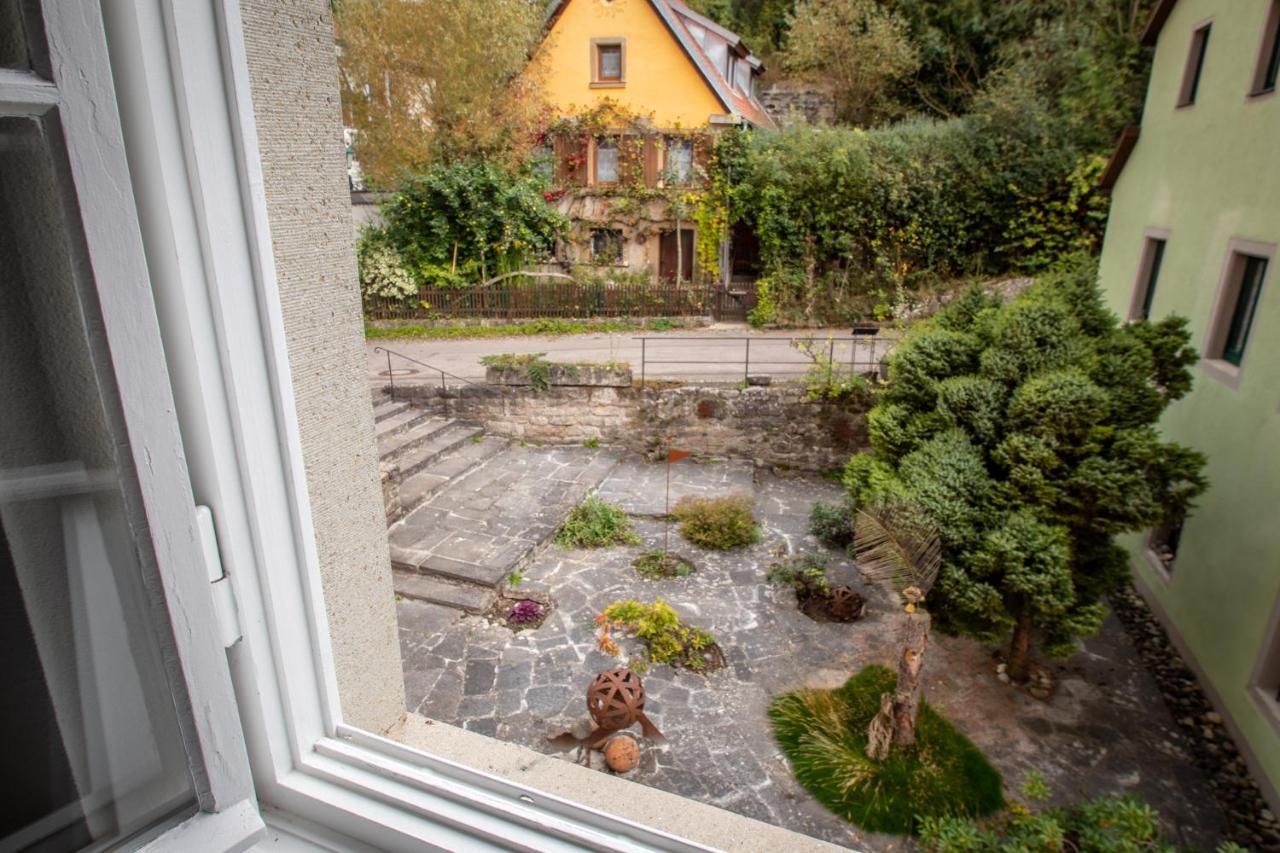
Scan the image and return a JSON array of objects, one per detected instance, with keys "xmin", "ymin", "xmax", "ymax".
[
  {"xmin": 590, "ymin": 37, "xmax": 625, "ymax": 88},
  {"xmin": 663, "ymin": 136, "xmax": 695, "ymax": 185},
  {"xmin": 1250, "ymin": 0, "xmax": 1280, "ymax": 97},
  {"xmin": 1202, "ymin": 239, "xmax": 1274, "ymax": 388},
  {"xmin": 1129, "ymin": 229, "xmax": 1170, "ymax": 321},
  {"xmin": 592, "ymin": 135, "xmax": 620, "ymax": 185},
  {"xmin": 101, "ymin": 2, "xmax": 723, "ymax": 849},
  {"xmin": 1177, "ymin": 21, "xmax": 1212, "ymax": 108},
  {"xmin": 1, "ymin": 0, "xmax": 260, "ymax": 847}
]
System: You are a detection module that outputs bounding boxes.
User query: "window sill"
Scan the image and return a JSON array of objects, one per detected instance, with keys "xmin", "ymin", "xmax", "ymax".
[
  {"xmin": 590, "ymin": 81, "xmax": 626, "ymax": 89},
  {"xmin": 1247, "ymin": 87, "xmax": 1277, "ymax": 102},
  {"xmin": 1200, "ymin": 357, "xmax": 1244, "ymax": 389}
]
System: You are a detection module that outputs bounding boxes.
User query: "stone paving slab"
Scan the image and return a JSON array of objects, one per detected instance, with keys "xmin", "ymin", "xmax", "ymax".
[
  {"xmin": 397, "ymin": 450, "xmax": 1230, "ymax": 850},
  {"xmin": 594, "ymin": 456, "xmax": 756, "ymax": 516}
]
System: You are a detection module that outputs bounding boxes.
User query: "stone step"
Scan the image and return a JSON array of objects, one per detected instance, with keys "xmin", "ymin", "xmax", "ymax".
[
  {"xmin": 392, "ymin": 423, "xmax": 485, "ymax": 479},
  {"xmin": 373, "ymin": 398, "xmax": 411, "ymax": 423},
  {"xmin": 396, "ymin": 436, "xmax": 508, "ymax": 517},
  {"xmin": 373, "ymin": 404, "xmax": 440, "ymax": 438},
  {"xmin": 417, "ymin": 552, "xmax": 517, "ymax": 588},
  {"xmin": 378, "ymin": 417, "xmax": 456, "ymax": 462},
  {"xmin": 393, "ymin": 570, "xmax": 494, "ymax": 614}
]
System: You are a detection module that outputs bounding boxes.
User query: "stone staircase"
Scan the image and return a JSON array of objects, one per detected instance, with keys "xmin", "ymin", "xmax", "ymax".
[{"xmin": 375, "ymin": 395, "xmax": 620, "ymax": 616}]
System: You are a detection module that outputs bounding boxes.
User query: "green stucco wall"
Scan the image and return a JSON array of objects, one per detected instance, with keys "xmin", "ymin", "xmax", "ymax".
[{"xmin": 1098, "ymin": 0, "xmax": 1280, "ymax": 807}]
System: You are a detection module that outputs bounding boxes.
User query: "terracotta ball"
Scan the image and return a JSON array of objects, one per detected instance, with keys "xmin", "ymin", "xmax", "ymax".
[{"xmin": 603, "ymin": 734, "xmax": 640, "ymax": 773}]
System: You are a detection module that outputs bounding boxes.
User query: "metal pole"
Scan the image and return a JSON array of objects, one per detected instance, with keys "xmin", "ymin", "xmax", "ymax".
[
  {"xmin": 744, "ymin": 338, "xmax": 751, "ymax": 383},
  {"xmin": 440, "ymin": 369, "xmax": 446, "ymax": 391},
  {"xmin": 386, "ymin": 350, "xmax": 394, "ymax": 401},
  {"xmin": 827, "ymin": 338, "xmax": 835, "ymax": 388},
  {"xmin": 641, "ymin": 338, "xmax": 647, "ymax": 387}
]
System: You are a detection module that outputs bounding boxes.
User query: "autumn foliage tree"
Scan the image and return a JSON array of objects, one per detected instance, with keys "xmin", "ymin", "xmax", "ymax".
[
  {"xmin": 334, "ymin": 0, "xmax": 547, "ymax": 185},
  {"xmin": 844, "ymin": 259, "xmax": 1207, "ymax": 682}
]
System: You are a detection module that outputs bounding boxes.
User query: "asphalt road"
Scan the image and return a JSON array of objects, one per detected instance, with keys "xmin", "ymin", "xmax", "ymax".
[{"xmin": 367, "ymin": 324, "xmax": 896, "ymax": 386}]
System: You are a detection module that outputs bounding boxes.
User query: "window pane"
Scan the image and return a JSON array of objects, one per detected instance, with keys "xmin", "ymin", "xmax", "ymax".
[
  {"xmin": 0, "ymin": 116, "xmax": 196, "ymax": 850},
  {"xmin": 1141, "ymin": 239, "xmax": 1166, "ymax": 320},
  {"xmin": 595, "ymin": 139, "xmax": 618, "ymax": 183},
  {"xmin": 665, "ymin": 139, "xmax": 692, "ymax": 182},
  {"xmin": 1182, "ymin": 25, "xmax": 1211, "ymax": 105},
  {"xmin": 1223, "ymin": 255, "xmax": 1267, "ymax": 365},
  {"xmin": 1265, "ymin": 17, "xmax": 1280, "ymax": 91},
  {"xmin": 598, "ymin": 45, "xmax": 621, "ymax": 80},
  {"xmin": 0, "ymin": 0, "xmax": 32, "ymax": 69}
]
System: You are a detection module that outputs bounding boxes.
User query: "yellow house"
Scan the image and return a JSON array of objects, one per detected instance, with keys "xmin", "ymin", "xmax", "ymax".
[{"xmin": 530, "ymin": 0, "xmax": 774, "ymax": 288}]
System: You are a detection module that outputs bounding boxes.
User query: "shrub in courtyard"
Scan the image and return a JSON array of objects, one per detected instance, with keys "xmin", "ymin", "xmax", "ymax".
[
  {"xmin": 554, "ymin": 497, "xmax": 640, "ymax": 549},
  {"xmin": 843, "ymin": 259, "xmax": 1208, "ymax": 682},
  {"xmin": 766, "ymin": 554, "xmax": 831, "ymax": 599},
  {"xmin": 917, "ymin": 775, "xmax": 1241, "ymax": 852},
  {"xmin": 769, "ymin": 665, "xmax": 1003, "ymax": 834},
  {"xmin": 809, "ymin": 500, "xmax": 854, "ymax": 549},
  {"xmin": 595, "ymin": 599, "xmax": 723, "ymax": 673},
  {"xmin": 507, "ymin": 600, "xmax": 544, "ymax": 627},
  {"xmin": 633, "ymin": 551, "xmax": 695, "ymax": 580},
  {"xmin": 671, "ymin": 495, "xmax": 760, "ymax": 550}
]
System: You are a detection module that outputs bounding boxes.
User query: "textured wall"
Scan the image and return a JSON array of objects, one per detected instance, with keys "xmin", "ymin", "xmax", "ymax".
[{"xmin": 239, "ymin": 0, "xmax": 404, "ymax": 732}]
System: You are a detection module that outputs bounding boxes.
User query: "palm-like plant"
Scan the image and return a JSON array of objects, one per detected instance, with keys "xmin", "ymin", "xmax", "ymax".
[{"xmin": 853, "ymin": 501, "xmax": 941, "ymax": 757}]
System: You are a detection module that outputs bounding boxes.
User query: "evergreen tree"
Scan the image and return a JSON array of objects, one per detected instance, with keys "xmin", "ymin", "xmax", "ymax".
[{"xmin": 844, "ymin": 259, "xmax": 1206, "ymax": 680}]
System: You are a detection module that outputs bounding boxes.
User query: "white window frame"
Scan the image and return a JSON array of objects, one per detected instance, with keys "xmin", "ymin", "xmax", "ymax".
[
  {"xmin": 99, "ymin": 2, "xmax": 715, "ymax": 849},
  {"xmin": 1, "ymin": 1, "xmax": 260, "ymax": 848}
]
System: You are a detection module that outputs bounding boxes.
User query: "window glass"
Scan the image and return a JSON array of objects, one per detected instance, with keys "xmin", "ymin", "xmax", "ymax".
[
  {"xmin": 1223, "ymin": 255, "xmax": 1267, "ymax": 365},
  {"xmin": 591, "ymin": 228, "xmax": 623, "ymax": 264},
  {"xmin": 665, "ymin": 138, "xmax": 693, "ymax": 183},
  {"xmin": 0, "ymin": 115, "xmax": 196, "ymax": 851},
  {"xmin": 1141, "ymin": 239, "xmax": 1166, "ymax": 320},
  {"xmin": 530, "ymin": 143, "xmax": 554, "ymax": 181},
  {"xmin": 1180, "ymin": 25, "xmax": 1211, "ymax": 105},
  {"xmin": 597, "ymin": 44, "xmax": 622, "ymax": 81},
  {"xmin": 594, "ymin": 138, "xmax": 619, "ymax": 183},
  {"xmin": 1263, "ymin": 9, "xmax": 1280, "ymax": 92},
  {"xmin": 0, "ymin": 0, "xmax": 32, "ymax": 70}
]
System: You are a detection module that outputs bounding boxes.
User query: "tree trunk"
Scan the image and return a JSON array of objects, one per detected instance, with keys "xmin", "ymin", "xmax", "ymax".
[
  {"xmin": 891, "ymin": 610, "xmax": 930, "ymax": 747},
  {"xmin": 865, "ymin": 693, "xmax": 895, "ymax": 761},
  {"xmin": 1008, "ymin": 613, "xmax": 1033, "ymax": 683}
]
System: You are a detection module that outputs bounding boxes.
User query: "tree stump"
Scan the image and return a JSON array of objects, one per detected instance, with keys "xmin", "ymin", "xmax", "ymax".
[{"xmin": 892, "ymin": 610, "xmax": 930, "ymax": 747}]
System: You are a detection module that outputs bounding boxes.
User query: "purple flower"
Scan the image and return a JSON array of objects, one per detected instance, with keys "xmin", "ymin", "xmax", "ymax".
[{"xmin": 508, "ymin": 600, "xmax": 544, "ymax": 626}]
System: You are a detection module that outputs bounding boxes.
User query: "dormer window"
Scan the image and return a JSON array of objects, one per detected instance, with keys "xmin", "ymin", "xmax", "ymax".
[{"xmin": 591, "ymin": 38, "xmax": 625, "ymax": 87}]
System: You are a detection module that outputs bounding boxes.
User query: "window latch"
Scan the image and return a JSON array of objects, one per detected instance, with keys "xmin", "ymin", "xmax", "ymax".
[{"xmin": 197, "ymin": 506, "xmax": 242, "ymax": 648}]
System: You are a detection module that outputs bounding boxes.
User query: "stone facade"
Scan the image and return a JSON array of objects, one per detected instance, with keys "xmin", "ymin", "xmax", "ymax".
[
  {"xmin": 759, "ymin": 84, "xmax": 836, "ymax": 128},
  {"xmin": 240, "ymin": 0, "xmax": 405, "ymax": 733},
  {"xmin": 392, "ymin": 382, "xmax": 870, "ymax": 472}
]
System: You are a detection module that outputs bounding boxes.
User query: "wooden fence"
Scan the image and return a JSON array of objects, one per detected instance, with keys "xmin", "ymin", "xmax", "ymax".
[{"xmin": 364, "ymin": 281, "xmax": 724, "ymax": 321}]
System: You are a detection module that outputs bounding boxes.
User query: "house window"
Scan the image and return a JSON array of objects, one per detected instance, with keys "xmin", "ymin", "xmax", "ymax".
[
  {"xmin": 1252, "ymin": 1, "xmax": 1280, "ymax": 95},
  {"xmin": 593, "ymin": 137, "xmax": 619, "ymax": 184},
  {"xmin": 1204, "ymin": 241, "xmax": 1273, "ymax": 385},
  {"xmin": 1146, "ymin": 521, "xmax": 1184, "ymax": 577},
  {"xmin": 591, "ymin": 39, "xmax": 625, "ymax": 86},
  {"xmin": 590, "ymin": 228, "xmax": 624, "ymax": 264},
  {"xmin": 1130, "ymin": 234, "xmax": 1168, "ymax": 321},
  {"xmin": 664, "ymin": 137, "xmax": 693, "ymax": 183},
  {"xmin": 530, "ymin": 142, "xmax": 554, "ymax": 181},
  {"xmin": 1178, "ymin": 23, "xmax": 1211, "ymax": 107}
]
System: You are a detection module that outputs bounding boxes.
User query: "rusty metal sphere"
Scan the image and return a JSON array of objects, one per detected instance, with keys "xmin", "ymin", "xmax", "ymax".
[
  {"xmin": 828, "ymin": 586, "xmax": 866, "ymax": 622},
  {"xmin": 603, "ymin": 734, "xmax": 641, "ymax": 773},
  {"xmin": 587, "ymin": 667, "xmax": 646, "ymax": 732}
]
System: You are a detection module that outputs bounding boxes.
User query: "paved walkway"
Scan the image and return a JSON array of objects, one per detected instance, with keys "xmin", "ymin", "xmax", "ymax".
[
  {"xmin": 396, "ymin": 451, "xmax": 1229, "ymax": 850},
  {"xmin": 369, "ymin": 325, "xmax": 895, "ymax": 386}
]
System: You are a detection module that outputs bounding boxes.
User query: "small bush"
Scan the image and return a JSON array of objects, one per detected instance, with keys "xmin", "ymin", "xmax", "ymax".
[
  {"xmin": 633, "ymin": 550, "xmax": 695, "ymax": 580},
  {"xmin": 769, "ymin": 665, "xmax": 1003, "ymax": 834},
  {"xmin": 479, "ymin": 352, "xmax": 552, "ymax": 391},
  {"xmin": 554, "ymin": 497, "xmax": 640, "ymax": 549},
  {"xmin": 595, "ymin": 599, "xmax": 722, "ymax": 673},
  {"xmin": 507, "ymin": 600, "xmax": 544, "ymax": 627},
  {"xmin": 671, "ymin": 495, "xmax": 760, "ymax": 550},
  {"xmin": 809, "ymin": 500, "xmax": 854, "ymax": 549},
  {"xmin": 766, "ymin": 554, "xmax": 831, "ymax": 597}
]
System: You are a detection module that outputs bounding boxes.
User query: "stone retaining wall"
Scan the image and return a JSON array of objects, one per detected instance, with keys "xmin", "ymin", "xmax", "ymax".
[{"xmin": 391, "ymin": 382, "xmax": 870, "ymax": 472}]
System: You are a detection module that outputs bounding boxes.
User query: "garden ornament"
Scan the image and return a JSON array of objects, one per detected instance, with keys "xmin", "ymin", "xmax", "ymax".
[
  {"xmin": 548, "ymin": 667, "xmax": 664, "ymax": 758},
  {"xmin": 828, "ymin": 586, "xmax": 866, "ymax": 622},
  {"xmin": 603, "ymin": 733, "xmax": 641, "ymax": 773}
]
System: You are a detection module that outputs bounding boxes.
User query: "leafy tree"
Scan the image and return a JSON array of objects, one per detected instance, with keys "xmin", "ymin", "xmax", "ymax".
[
  {"xmin": 334, "ymin": 0, "xmax": 546, "ymax": 185},
  {"xmin": 374, "ymin": 161, "xmax": 566, "ymax": 287},
  {"xmin": 781, "ymin": 0, "xmax": 921, "ymax": 126},
  {"xmin": 844, "ymin": 259, "xmax": 1207, "ymax": 681}
]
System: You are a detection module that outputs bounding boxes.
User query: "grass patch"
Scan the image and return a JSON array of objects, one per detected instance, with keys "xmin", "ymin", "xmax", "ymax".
[
  {"xmin": 365, "ymin": 318, "xmax": 701, "ymax": 341},
  {"xmin": 671, "ymin": 495, "xmax": 761, "ymax": 550},
  {"xmin": 554, "ymin": 497, "xmax": 640, "ymax": 549},
  {"xmin": 769, "ymin": 665, "xmax": 1003, "ymax": 835},
  {"xmin": 633, "ymin": 550, "xmax": 695, "ymax": 580}
]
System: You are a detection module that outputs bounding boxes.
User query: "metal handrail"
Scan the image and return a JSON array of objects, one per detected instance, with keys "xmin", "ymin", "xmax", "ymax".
[
  {"xmin": 373, "ymin": 346, "xmax": 480, "ymax": 400},
  {"xmin": 631, "ymin": 334, "xmax": 894, "ymax": 385}
]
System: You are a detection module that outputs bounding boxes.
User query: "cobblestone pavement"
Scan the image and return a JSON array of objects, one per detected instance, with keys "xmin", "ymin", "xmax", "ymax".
[{"xmin": 397, "ymin": 453, "xmax": 1229, "ymax": 850}]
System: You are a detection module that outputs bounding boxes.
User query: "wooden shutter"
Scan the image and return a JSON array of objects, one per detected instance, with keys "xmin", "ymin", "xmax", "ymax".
[
  {"xmin": 554, "ymin": 135, "xmax": 587, "ymax": 186},
  {"xmin": 643, "ymin": 136, "xmax": 660, "ymax": 187}
]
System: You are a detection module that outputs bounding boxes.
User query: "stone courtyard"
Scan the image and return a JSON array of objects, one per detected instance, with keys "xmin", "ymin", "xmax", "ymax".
[{"xmin": 393, "ymin": 442, "xmax": 1230, "ymax": 850}]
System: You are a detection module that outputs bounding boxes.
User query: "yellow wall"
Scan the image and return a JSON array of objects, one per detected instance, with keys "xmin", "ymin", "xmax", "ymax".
[{"xmin": 531, "ymin": 0, "xmax": 726, "ymax": 128}]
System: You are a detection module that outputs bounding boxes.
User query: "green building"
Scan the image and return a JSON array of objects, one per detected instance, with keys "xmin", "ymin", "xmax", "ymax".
[{"xmin": 1098, "ymin": 0, "xmax": 1280, "ymax": 810}]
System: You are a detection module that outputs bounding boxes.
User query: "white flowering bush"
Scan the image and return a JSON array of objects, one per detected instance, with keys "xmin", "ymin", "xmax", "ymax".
[{"xmin": 357, "ymin": 231, "xmax": 418, "ymax": 301}]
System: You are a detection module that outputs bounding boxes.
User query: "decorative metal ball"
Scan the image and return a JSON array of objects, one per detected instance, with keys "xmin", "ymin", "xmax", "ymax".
[
  {"xmin": 587, "ymin": 667, "xmax": 647, "ymax": 733},
  {"xmin": 603, "ymin": 734, "xmax": 641, "ymax": 773},
  {"xmin": 828, "ymin": 586, "xmax": 866, "ymax": 622}
]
